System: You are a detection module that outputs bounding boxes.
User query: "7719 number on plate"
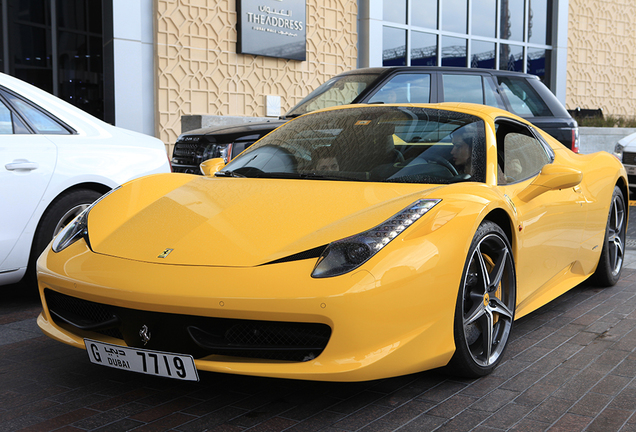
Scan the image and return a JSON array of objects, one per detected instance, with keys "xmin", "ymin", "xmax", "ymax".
[{"xmin": 85, "ymin": 339, "xmax": 199, "ymax": 381}]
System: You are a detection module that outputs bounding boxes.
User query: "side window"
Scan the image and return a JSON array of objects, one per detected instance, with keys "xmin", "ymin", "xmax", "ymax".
[
  {"xmin": 0, "ymin": 100, "xmax": 13, "ymax": 134},
  {"xmin": 0, "ymin": 98, "xmax": 30, "ymax": 134},
  {"xmin": 442, "ymin": 74, "xmax": 484, "ymax": 104},
  {"xmin": 484, "ymin": 77, "xmax": 506, "ymax": 109},
  {"xmin": 496, "ymin": 120, "xmax": 552, "ymax": 184},
  {"xmin": 367, "ymin": 74, "xmax": 431, "ymax": 104},
  {"xmin": 497, "ymin": 77, "xmax": 553, "ymax": 117},
  {"xmin": 3, "ymin": 92, "xmax": 71, "ymax": 134}
]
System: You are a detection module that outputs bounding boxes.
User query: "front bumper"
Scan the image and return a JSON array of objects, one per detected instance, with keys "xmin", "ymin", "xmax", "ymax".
[{"xmin": 37, "ymin": 238, "xmax": 461, "ymax": 382}]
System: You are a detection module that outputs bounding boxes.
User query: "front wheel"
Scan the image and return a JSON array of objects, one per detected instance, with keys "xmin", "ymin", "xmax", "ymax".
[
  {"xmin": 447, "ymin": 221, "xmax": 516, "ymax": 378},
  {"xmin": 592, "ymin": 186, "xmax": 626, "ymax": 287}
]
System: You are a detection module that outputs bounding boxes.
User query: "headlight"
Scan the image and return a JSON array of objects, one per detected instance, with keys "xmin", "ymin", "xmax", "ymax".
[
  {"xmin": 201, "ymin": 143, "xmax": 232, "ymax": 164},
  {"xmin": 614, "ymin": 142, "xmax": 625, "ymax": 161},
  {"xmin": 311, "ymin": 199, "xmax": 441, "ymax": 278},
  {"xmin": 51, "ymin": 187, "xmax": 120, "ymax": 253}
]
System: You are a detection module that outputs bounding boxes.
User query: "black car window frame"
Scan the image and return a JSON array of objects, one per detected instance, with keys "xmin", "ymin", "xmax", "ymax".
[{"xmin": 0, "ymin": 87, "xmax": 76, "ymax": 135}]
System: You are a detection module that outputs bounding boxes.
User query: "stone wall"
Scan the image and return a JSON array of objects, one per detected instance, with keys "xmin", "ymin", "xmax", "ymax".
[
  {"xmin": 567, "ymin": 0, "xmax": 636, "ymax": 117},
  {"xmin": 155, "ymin": 0, "xmax": 358, "ymax": 154}
]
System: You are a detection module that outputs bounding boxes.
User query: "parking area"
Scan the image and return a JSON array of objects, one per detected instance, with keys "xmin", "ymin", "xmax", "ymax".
[{"xmin": 3, "ymin": 218, "xmax": 636, "ymax": 431}]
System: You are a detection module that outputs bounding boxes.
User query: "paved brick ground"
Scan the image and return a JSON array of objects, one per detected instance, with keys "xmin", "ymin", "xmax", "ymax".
[{"xmin": 4, "ymin": 256, "xmax": 636, "ymax": 431}]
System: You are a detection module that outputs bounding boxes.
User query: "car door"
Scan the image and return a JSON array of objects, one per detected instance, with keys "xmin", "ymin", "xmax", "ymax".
[
  {"xmin": 0, "ymin": 91, "xmax": 58, "ymax": 270},
  {"xmin": 495, "ymin": 119, "xmax": 588, "ymax": 307}
]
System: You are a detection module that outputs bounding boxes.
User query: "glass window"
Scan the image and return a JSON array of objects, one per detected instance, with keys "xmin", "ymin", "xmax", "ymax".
[
  {"xmin": 57, "ymin": 0, "xmax": 87, "ymax": 31},
  {"xmin": 442, "ymin": 36, "xmax": 466, "ymax": 67},
  {"xmin": 497, "ymin": 76, "xmax": 553, "ymax": 117},
  {"xmin": 383, "ymin": 27, "xmax": 407, "ymax": 66},
  {"xmin": 500, "ymin": 44, "xmax": 523, "ymax": 72},
  {"xmin": 472, "ymin": 0, "xmax": 496, "ymax": 38},
  {"xmin": 500, "ymin": 0, "xmax": 525, "ymax": 41},
  {"xmin": 368, "ymin": 74, "xmax": 431, "ymax": 104},
  {"xmin": 527, "ymin": 48, "xmax": 550, "ymax": 82},
  {"xmin": 0, "ymin": 100, "xmax": 13, "ymax": 134},
  {"xmin": 484, "ymin": 77, "xmax": 506, "ymax": 109},
  {"xmin": 496, "ymin": 121, "xmax": 552, "ymax": 183},
  {"xmin": 528, "ymin": 0, "xmax": 551, "ymax": 45},
  {"xmin": 5, "ymin": 0, "xmax": 106, "ymax": 120},
  {"xmin": 384, "ymin": 0, "xmax": 407, "ymax": 24},
  {"xmin": 471, "ymin": 40, "xmax": 495, "ymax": 69},
  {"xmin": 442, "ymin": 0, "xmax": 467, "ymax": 33},
  {"xmin": 286, "ymin": 73, "xmax": 381, "ymax": 117},
  {"xmin": 411, "ymin": 32, "xmax": 437, "ymax": 66},
  {"xmin": 443, "ymin": 74, "xmax": 484, "ymax": 104},
  {"xmin": 412, "ymin": 0, "xmax": 438, "ymax": 29},
  {"xmin": 5, "ymin": 93, "xmax": 70, "ymax": 134},
  {"xmin": 0, "ymin": 5, "xmax": 4, "ymax": 73},
  {"xmin": 223, "ymin": 106, "xmax": 487, "ymax": 184}
]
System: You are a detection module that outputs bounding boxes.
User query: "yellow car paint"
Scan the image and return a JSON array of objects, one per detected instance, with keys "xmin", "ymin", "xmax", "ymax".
[{"xmin": 37, "ymin": 103, "xmax": 628, "ymax": 381}]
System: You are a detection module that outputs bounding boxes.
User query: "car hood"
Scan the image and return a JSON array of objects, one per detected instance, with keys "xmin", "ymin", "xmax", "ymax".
[{"xmin": 87, "ymin": 174, "xmax": 442, "ymax": 267}]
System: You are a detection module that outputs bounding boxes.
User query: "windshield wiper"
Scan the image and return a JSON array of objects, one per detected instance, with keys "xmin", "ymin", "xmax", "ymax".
[
  {"xmin": 254, "ymin": 172, "xmax": 364, "ymax": 181},
  {"xmin": 281, "ymin": 113, "xmax": 303, "ymax": 119},
  {"xmin": 214, "ymin": 170, "xmax": 245, "ymax": 178}
]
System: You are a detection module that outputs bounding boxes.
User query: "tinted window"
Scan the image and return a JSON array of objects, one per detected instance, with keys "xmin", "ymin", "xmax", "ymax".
[
  {"xmin": 368, "ymin": 74, "xmax": 431, "ymax": 104},
  {"xmin": 4, "ymin": 93, "xmax": 70, "ymax": 134},
  {"xmin": 443, "ymin": 74, "xmax": 484, "ymax": 104},
  {"xmin": 498, "ymin": 76, "xmax": 553, "ymax": 117},
  {"xmin": 383, "ymin": 27, "xmax": 407, "ymax": 66}
]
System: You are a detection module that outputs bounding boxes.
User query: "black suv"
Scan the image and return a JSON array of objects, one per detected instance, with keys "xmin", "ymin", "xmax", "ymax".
[{"xmin": 172, "ymin": 67, "xmax": 579, "ymax": 174}]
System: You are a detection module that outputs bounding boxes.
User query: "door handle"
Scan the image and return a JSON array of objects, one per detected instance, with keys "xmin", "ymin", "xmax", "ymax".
[{"xmin": 5, "ymin": 159, "xmax": 39, "ymax": 171}]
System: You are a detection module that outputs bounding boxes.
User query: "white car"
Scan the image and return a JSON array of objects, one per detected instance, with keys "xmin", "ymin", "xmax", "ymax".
[
  {"xmin": 614, "ymin": 132, "xmax": 636, "ymax": 191},
  {"xmin": 0, "ymin": 73, "xmax": 171, "ymax": 286}
]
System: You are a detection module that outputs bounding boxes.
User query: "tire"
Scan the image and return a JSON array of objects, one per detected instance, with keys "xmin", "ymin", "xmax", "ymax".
[
  {"xmin": 447, "ymin": 221, "xmax": 516, "ymax": 378},
  {"xmin": 25, "ymin": 189, "xmax": 103, "ymax": 285},
  {"xmin": 592, "ymin": 186, "xmax": 626, "ymax": 287}
]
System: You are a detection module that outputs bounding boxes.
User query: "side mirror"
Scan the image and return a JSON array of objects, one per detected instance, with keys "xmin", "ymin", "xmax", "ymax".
[
  {"xmin": 517, "ymin": 164, "xmax": 582, "ymax": 202},
  {"xmin": 200, "ymin": 158, "xmax": 226, "ymax": 177}
]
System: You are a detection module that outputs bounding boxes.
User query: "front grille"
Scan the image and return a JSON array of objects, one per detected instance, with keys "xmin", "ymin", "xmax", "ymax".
[
  {"xmin": 624, "ymin": 152, "xmax": 636, "ymax": 165},
  {"xmin": 172, "ymin": 140, "xmax": 203, "ymax": 174},
  {"xmin": 628, "ymin": 174, "xmax": 636, "ymax": 186},
  {"xmin": 44, "ymin": 289, "xmax": 331, "ymax": 362},
  {"xmin": 45, "ymin": 289, "xmax": 123, "ymax": 339}
]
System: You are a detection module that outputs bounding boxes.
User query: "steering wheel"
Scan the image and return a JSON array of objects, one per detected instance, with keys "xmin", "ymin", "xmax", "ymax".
[{"xmin": 426, "ymin": 156, "xmax": 458, "ymax": 176}]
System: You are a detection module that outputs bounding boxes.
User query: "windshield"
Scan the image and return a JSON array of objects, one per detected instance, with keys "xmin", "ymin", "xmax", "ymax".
[
  {"xmin": 220, "ymin": 106, "xmax": 487, "ymax": 184},
  {"xmin": 284, "ymin": 73, "xmax": 381, "ymax": 117}
]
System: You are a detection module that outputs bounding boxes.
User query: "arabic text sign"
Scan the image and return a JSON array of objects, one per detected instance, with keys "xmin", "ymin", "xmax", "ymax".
[{"xmin": 237, "ymin": 0, "xmax": 307, "ymax": 61}]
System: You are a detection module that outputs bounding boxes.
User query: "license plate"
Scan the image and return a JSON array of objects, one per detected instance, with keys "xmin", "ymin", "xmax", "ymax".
[
  {"xmin": 84, "ymin": 339, "xmax": 199, "ymax": 381},
  {"xmin": 626, "ymin": 165, "xmax": 636, "ymax": 175}
]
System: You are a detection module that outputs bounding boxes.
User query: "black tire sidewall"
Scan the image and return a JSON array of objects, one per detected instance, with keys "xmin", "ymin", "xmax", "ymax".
[
  {"xmin": 26, "ymin": 189, "xmax": 103, "ymax": 284},
  {"xmin": 593, "ymin": 186, "xmax": 626, "ymax": 287},
  {"xmin": 448, "ymin": 220, "xmax": 516, "ymax": 378}
]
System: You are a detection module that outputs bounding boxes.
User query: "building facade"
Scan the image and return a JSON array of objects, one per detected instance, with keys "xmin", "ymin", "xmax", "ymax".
[
  {"xmin": 0, "ymin": 0, "xmax": 634, "ymax": 152},
  {"xmin": 566, "ymin": 0, "xmax": 636, "ymax": 117}
]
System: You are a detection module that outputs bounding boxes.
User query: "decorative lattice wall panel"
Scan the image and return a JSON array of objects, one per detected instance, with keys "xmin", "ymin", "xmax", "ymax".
[
  {"xmin": 567, "ymin": 0, "xmax": 636, "ymax": 117},
  {"xmin": 156, "ymin": 0, "xmax": 358, "ymax": 148}
]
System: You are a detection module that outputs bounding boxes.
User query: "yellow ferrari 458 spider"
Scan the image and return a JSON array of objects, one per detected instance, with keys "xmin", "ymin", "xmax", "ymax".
[{"xmin": 37, "ymin": 103, "xmax": 627, "ymax": 382}]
